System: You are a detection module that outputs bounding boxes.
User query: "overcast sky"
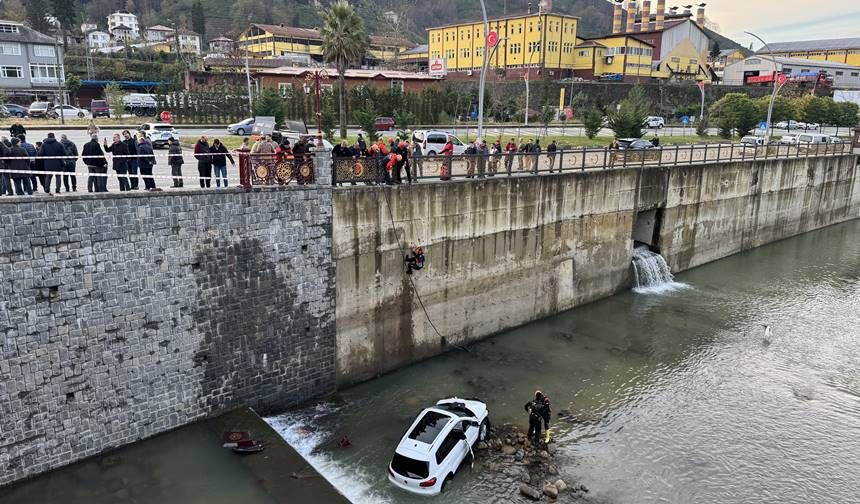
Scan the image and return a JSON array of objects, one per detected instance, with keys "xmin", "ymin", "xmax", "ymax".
[{"xmin": 702, "ymin": 1, "xmax": 860, "ymax": 47}]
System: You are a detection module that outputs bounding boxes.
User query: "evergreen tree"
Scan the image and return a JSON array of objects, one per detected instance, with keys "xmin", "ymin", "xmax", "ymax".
[
  {"xmin": 321, "ymin": 0, "xmax": 369, "ymax": 139},
  {"xmin": 191, "ymin": 0, "xmax": 206, "ymax": 38},
  {"xmin": 50, "ymin": 0, "xmax": 80, "ymax": 49},
  {"xmin": 24, "ymin": 0, "xmax": 52, "ymax": 33}
]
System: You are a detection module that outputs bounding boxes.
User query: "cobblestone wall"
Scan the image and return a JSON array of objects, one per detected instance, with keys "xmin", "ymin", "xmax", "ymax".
[{"xmin": 0, "ymin": 187, "xmax": 335, "ymax": 487}]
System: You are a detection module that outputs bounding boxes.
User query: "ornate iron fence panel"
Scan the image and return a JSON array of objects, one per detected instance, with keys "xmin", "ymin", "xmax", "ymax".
[{"xmin": 239, "ymin": 153, "xmax": 315, "ymax": 187}]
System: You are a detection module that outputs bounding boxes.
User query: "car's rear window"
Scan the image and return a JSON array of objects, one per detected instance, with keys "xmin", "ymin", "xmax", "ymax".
[
  {"xmin": 391, "ymin": 453, "xmax": 429, "ymax": 479},
  {"xmin": 153, "ymin": 125, "xmax": 173, "ymax": 131},
  {"xmin": 31, "ymin": 102, "xmax": 48, "ymax": 108},
  {"xmin": 407, "ymin": 410, "xmax": 450, "ymax": 444},
  {"xmin": 434, "ymin": 402, "xmax": 477, "ymax": 418}
]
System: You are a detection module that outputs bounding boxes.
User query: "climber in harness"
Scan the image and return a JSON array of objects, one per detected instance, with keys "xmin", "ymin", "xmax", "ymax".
[
  {"xmin": 524, "ymin": 390, "xmax": 551, "ymax": 446},
  {"xmin": 405, "ymin": 246, "xmax": 425, "ymax": 275}
]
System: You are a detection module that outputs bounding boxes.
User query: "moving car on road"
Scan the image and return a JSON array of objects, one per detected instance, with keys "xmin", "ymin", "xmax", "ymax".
[
  {"xmin": 90, "ymin": 99, "xmax": 110, "ymax": 118},
  {"xmin": 643, "ymin": 116, "xmax": 665, "ymax": 129},
  {"xmin": 412, "ymin": 130, "xmax": 468, "ymax": 155},
  {"xmin": 374, "ymin": 116, "xmax": 396, "ymax": 131},
  {"xmin": 27, "ymin": 101, "xmax": 52, "ymax": 118},
  {"xmin": 388, "ymin": 398, "xmax": 490, "ymax": 496},
  {"xmin": 227, "ymin": 118, "xmax": 254, "ymax": 136},
  {"xmin": 138, "ymin": 123, "xmax": 180, "ymax": 148},
  {"xmin": 3, "ymin": 103, "xmax": 28, "ymax": 117},
  {"xmin": 49, "ymin": 105, "xmax": 91, "ymax": 119}
]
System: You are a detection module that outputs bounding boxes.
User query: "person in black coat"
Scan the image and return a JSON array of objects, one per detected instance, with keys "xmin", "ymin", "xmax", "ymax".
[
  {"xmin": 193, "ymin": 136, "xmax": 212, "ymax": 188},
  {"xmin": 136, "ymin": 137, "xmax": 157, "ymax": 190},
  {"xmin": 0, "ymin": 137, "xmax": 11, "ymax": 196},
  {"xmin": 38, "ymin": 134, "xmax": 66, "ymax": 193},
  {"xmin": 104, "ymin": 133, "xmax": 130, "ymax": 191},
  {"xmin": 7, "ymin": 138, "xmax": 33, "ymax": 195},
  {"xmin": 209, "ymin": 138, "xmax": 234, "ymax": 188},
  {"xmin": 82, "ymin": 134, "xmax": 107, "ymax": 192},
  {"xmin": 123, "ymin": 130, "xmax": 139, "ymax": 190},
  {"xmin": 10, "ymin": 122, "xmax": 25, "ymax": 138}
]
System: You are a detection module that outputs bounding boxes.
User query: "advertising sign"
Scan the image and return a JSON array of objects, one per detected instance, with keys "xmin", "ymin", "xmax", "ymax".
[{"xmin": 429, "ymin": 57, "xmax": 447, "ymax": 76}]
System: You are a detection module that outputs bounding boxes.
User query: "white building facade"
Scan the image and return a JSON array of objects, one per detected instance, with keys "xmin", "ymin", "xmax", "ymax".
[
  {"xmin": 107, "ymin": 12, "xmax": 139, "ymax": 39},
  {"xmin": 86, "ymin": 30, "xmax": 111, "ymax": 49}
]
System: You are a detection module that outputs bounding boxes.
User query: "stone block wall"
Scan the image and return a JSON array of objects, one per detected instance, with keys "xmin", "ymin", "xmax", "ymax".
[{"xmin": 0, "ymin": 187, "xmax": 335, "ymax": 487}]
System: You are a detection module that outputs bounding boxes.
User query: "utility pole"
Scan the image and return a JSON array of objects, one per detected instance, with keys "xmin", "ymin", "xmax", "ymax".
[
  {"xmin": 54, "ymin": 37, "xmax": 65, "ymax": 125},
  {"xmin": 477, "ymin": 0, "xmax": 490, "ymax": 142},
  {"xmin": 745, "ymin": 31, "xmax": 786, "ymax": 144}
]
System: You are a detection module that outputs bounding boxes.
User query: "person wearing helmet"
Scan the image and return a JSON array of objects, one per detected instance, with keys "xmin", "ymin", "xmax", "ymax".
[
  {"xmin": 524, "ymin": 390, "xmax": 551, "ymax": 446},
  {"xmin": 405, "ymin": 246, "xmax": 425, "ymax": 275}
]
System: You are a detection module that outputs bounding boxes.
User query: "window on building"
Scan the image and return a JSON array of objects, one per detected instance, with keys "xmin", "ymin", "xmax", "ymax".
[
  {"xmin": 835, "ymin": 71, "xmax": 843, "ymax": 76},
  {"xmin": 801, "ymin": 68, "xmax": 809, "ymax": 72},
  {"xmin": 671, "ymin": 56, "xmax": 680, "ymax": 63},
  {"xmin": 391, "ymin": 80, "xmax": 404, "ymax": 92},
  {"xmin": 851, "ymin": 72, "xmax": 859, "ymax": 77},
  {"xmin": 29, "ymin": 64, "xmax": 59, "ymax": 81},
  {"xmin": 746, "ymin": 58, "xmax": 761, "ymax": 65},
  {"xmin": 690, "ymin": 59, "xmax": 697, "ymax": 65},
  {"xmin": 782, "ymin": 67, "xmax": 792, "ymax": 74},
  {"xmin": 278, "ymin": 83, "xmax": 292, "ymax": 97},
  {"xmin": 0, "ymin": 23, "xmax": 20, "ymax": 33},
  {"xmin": 0, "ymin": 42, "xmax": 21, "ymax": 55},
  {"xmin": 0, "ymin": 66, "xmax": 23, "ymax": 78},
  {"xmin": 33, "ymin": 45, "xmax": 55, "ymax": 57}
]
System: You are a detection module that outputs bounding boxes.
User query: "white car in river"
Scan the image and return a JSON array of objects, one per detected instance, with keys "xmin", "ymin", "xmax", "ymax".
[{"xmin": 388, "ymin": 398, "xmax": 490, "ymax": 496}]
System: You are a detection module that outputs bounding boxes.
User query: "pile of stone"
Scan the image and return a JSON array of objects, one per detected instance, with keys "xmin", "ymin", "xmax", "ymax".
[{"xmin": 474, "ymin": 423, "xmax": 591, "ymax": 501}]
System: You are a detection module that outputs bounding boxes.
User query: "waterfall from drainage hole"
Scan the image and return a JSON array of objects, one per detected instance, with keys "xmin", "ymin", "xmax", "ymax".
[{"xmin": 632, "ymin": 246, "xmax": 678, "ymax": 291}]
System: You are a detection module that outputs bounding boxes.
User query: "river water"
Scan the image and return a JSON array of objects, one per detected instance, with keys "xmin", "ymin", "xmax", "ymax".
[{"xmin": 266, "ymin": 220, "xmax": 860, "ymax": 504}]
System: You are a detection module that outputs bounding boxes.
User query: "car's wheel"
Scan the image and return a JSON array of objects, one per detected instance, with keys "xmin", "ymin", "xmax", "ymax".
[
  {"xmin": 479, "ymin": 418, "xmax": 491, "ymax": 442},
  {"xmin": 77, "ymin": 112, "xmax": 85, "ymax": 118},
  {"xmin": 135, "ymin": 109, "xmax": 145, "ymax": 117},
  {"xmin": 237, "ymin": 128, "xmax": 245, "ymax": 136},
  {"xmin": 441, "ymin": 475, "xmax": 453, "ymax": 493},
  {"xmin": 427, "ymin": 150, "xmax": 436, "ymax": 155}
]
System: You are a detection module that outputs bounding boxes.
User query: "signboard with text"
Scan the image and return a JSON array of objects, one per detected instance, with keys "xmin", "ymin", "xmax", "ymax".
[{"xmin": 428, "ymin": 57, "xmax": 447, "ymax": 76}]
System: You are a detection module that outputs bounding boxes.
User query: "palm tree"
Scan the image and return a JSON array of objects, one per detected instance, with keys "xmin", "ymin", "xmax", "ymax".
[{"xmin": 321, "ymin": 1, "xmax": 369, "ymax": 140}]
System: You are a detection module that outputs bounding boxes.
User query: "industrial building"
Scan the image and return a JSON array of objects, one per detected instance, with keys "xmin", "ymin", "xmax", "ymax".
[
  {"xmin": 756, "ymin": 38, "xmax": 860, "ymax": 68},
  {"xmin": 722, "ymin": 55, "xmax": 860, "ymax": 89}
]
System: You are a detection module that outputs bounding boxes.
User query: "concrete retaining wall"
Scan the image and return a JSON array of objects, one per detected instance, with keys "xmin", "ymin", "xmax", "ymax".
[
  {"xmin": 0, "ymin": 187, "xmax": 335, "ymax": 487},
  {"xmin": 334, "ymin": 154, "xmax": 859, "ymax": 385}
]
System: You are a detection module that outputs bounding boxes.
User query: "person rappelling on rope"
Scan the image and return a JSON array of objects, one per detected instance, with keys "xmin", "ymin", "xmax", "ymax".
[
  {"xmin": 524, "ymin": 390, "xmax": 551, "ymax": 446},
  {"xmin": 405, "ymin": 246, "xmax": 425, "ymax": 275}
]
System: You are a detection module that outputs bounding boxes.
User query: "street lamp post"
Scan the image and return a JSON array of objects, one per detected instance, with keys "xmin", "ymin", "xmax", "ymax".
[
  {"xmin": 745, "ymin": 31, "xmax": 787, "ymax": 143},
  {"xmin": 304, "ymin": 69, "xmax": 329, "ymax": 145},
  {"xmin": 477, "ymin": 0, "xmax": 490, "ymax": 142}
]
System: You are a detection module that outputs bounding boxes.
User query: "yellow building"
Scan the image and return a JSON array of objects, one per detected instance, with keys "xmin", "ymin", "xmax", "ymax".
[
  {"xmin": 757, "ymin": 38, "xmax": 860, "ymax": 68},
  {"xmin": 238, "ymin": 24, "xmax": 415, "ymax": 65},
  {"xmin": 427, "ymin": 13, "xmax": 579, "ymax": 74},
  {"xmin": 573, "ymin": 35, "xmax": 654, "ymax": 81}
]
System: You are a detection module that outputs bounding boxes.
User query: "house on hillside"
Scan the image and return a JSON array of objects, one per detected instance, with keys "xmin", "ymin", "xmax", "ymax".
[
  {"xmin": 208, "ymin": 36, "xmax": 235, "ymax": 55},
  {"xmin": 145, "ymin": 25, "xmax": 174, "ymax": 42},
  {"xmin": 108, "ymin": 11, "xmax": 139, "ymax": 40}
]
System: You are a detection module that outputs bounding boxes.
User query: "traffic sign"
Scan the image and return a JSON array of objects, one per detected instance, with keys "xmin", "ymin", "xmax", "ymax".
[
  {"xmin": 777, "ymin": 73, "xmax": 787, "ymax": 86},
  {"xmin": 487, "ymin": 31, "xmax": 499, "ymax": 48},
  {"xmin": 681, "ymin": 116, "xmax": 690, "ymax": 125},
  {"xmin": 160, "ymin": 110, "xmax": 171, "ymax": 123},
  {"xmin": 758, "ymin": 121, "xmax": 768, "ymax": 130}
]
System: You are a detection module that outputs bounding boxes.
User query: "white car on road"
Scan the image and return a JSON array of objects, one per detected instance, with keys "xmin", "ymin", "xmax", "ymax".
[
  {"xmin": 643, "ymin": 116, "xmax": 665, "ymax": 129},
  {"xmin": 138, "ymin": 123, "xmax": 180, "ymax": 149},
  {"xmin": 50, "ymin": 105, "xmax": 91, "ymax": 119},
  {"xmin": 388, "ymin": 398, "xmax": 490, "ymax": 496}
]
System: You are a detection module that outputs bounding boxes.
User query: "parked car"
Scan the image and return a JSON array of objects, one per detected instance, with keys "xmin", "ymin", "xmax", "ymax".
[
  {"xmin": 28, "ymin": 101, "xmax": 52, "ymax": 118},
  {"xmin": 123, "ymin": 93, "xmax": 158, "ymax": 117},
  {"xmin": 780, "ymin": 135, "xmax": 799, "ymax": 145},
  {"xmin": 90, "ymin": 99, "xmax": 110, "ymax": 118},
  {"xmin": 3, "ymin": 103, "xmax": 28, "ymax": 117},
  {"xmin": 643, "ymin": 116, "xmax": 665, "ymax": 129},
  {"xmin": 138, "ymin": 122, "xmax": 180, "ymax": 148},
  {"xmin": 740, "ymin": 135, "xmax": 767, "ymax": 147},
  {"xmin": 374, "ymin": 117, "xmax": 396, "ymax": 131},
  {"xmin": 617, "ymin": 138, "xmax": 656, "ymax": 150},
  {"xmin": 805, "ymin": 122, "xmax": 820, "ymax": 130},
  {"xmin": 776, "ymin": 120, "xmax": 807, "ymax": 130},
  {"xmin": 227, "ymin": 117, "xmax": 254, "ymax": 135},
  {"xmin": 388, "ymin": 398, "xmax": 490, "ymax": 496},
  {"xmin": 49, "ymin": 105, "xmax": 91, "ymax": 119},
  {"xmin": 412, "ymin": 130, "xmax": 468, "ymax": 155},
  {"xmin": 274, "ymin": 131, "xmax": 334, "ymax": 151}
]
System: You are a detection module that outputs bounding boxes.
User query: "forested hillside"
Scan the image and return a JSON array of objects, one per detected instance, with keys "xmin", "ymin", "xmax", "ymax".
[{"xmin": 11, "ymin": 0, "xmax": 615, "ymax": 44}]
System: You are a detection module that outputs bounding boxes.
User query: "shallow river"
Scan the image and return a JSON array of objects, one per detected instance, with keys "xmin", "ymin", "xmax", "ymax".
[{"xmin": 266, "ymin": 220, "xmax": 860, "ymax": 504}]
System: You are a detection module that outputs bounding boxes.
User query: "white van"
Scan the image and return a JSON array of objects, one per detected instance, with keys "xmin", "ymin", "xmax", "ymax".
[
  {"xmin": 412, "ymin": 130, "xmax": 468, "ymax": 155},
  {"xmin": 796, "ymin": 133, "xmax": 829, "ymax": 144}
]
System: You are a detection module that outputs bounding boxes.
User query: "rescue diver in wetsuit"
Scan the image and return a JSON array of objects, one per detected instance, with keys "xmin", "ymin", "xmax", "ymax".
[{"xmin": 524, "ymin": 390, "xmax": 551, "ymax": 446}]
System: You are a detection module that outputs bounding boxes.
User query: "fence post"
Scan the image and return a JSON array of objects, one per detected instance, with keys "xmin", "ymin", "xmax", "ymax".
[
  {"xmin": 238, "ymin": 151, "xmax": 252, "ymax": 188},
  {"xmin": 675, "ymin": 144, "xmax": 680, "ymax": 166},
  {"xmin": 314, "ymin": 147, "xmax": 332, "ymax": 186},
  {"xmin": 716, "ymin": 143, "xmax": 721, "ymax": 163},
  {"xmin": 689, "ymin": 144, "xmax": 694, "ymax": 165},
  {"xmin": 558, "ymin": 149, "xmax": 564, "ymax": 172},
  {"xmin": 703, "ymin": 143, "xmax": 708, "ymax": 164},
  {"xmin": 603, "ymin": 148, "xmax": 608, "ymax": 169}
]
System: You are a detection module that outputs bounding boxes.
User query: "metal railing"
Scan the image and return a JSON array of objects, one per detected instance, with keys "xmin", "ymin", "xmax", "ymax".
[{"xmin": 332, "ymin": 142, "xmax": 853, "ymax": 185}]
